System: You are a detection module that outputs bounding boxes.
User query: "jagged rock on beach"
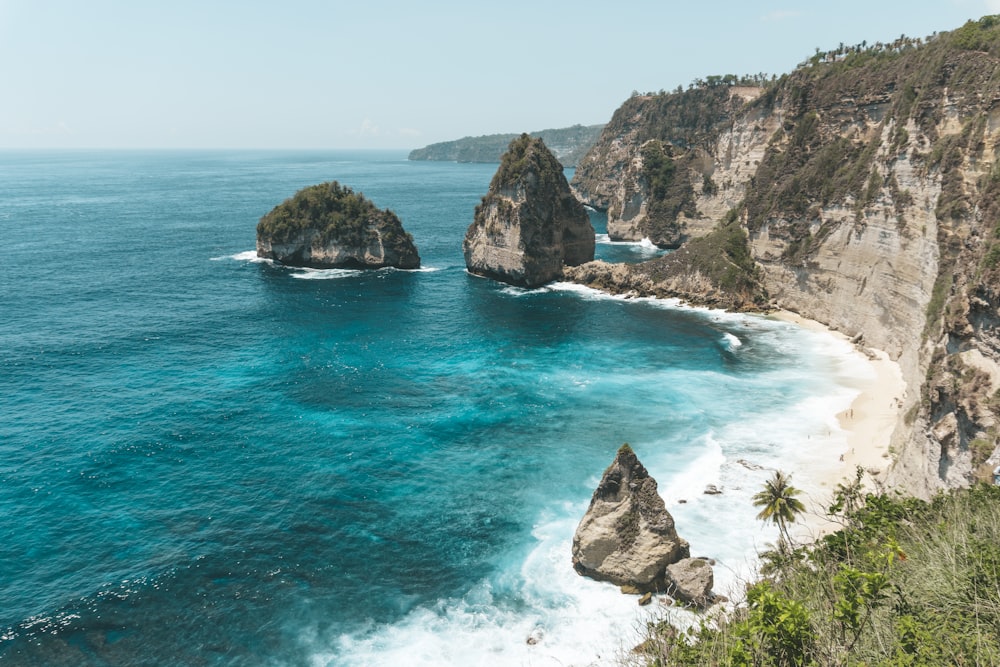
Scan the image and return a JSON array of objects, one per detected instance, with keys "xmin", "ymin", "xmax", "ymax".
[{"xmin": 572, "ymin": 444, "xmax": 690, "ymax": 593}]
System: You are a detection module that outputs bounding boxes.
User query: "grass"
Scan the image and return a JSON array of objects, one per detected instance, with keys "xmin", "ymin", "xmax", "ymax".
[{"xmin": 630, "ymin": 481, "xmax": 1000, "ymax": 666}]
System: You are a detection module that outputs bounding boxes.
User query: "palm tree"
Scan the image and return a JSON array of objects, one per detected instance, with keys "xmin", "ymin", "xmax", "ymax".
[{"xmin": 752, "ymin": 470, "xmax": 806, "ymax": 544}]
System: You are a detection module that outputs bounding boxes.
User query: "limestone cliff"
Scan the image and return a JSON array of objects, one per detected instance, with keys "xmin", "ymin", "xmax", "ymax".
[
  {"xmin": 573, "ymin": 85, "xmax": 768, "ymax": 247},
  {"xmin": 572, "ymin": 444, "xmax": 691, "ymax": 593},
  {"xmin": 568, "ymin": 17, "xmax": 1000, "ymax": 496},
  {"xmin": 256, "ymin": 181, "xmax": 420, "ymax": 269},
  {"xmin": 463, "ymin": 134, "xmax": 595, "ymax": 287}
]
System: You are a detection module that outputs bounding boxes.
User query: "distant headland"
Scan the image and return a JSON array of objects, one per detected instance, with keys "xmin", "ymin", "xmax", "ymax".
[{"xmin": 408, "ymin": 124, "xmax": 604, "ymax": 167}]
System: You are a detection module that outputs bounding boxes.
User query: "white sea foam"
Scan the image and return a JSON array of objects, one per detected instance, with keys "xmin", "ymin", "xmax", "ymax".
[
  {"xmin": 723, "ymin": 332, "xmax": 743, "ymax": 351},
  {"xmin": 290, "ymin": 268, "xmax": 365, "ymax": 280},
  {"xmin": 311, "ymin": 509, "xmax": 657, "ymax": 667},
  {"xmin": 210, "ymin": 252, "xmax": 441, "ymax": 277},
  {"xmin": 308, "ymin": 301, "xmax": 875, "ymax": 666},
  {"xmin": 291, "ymin": 265, "xmax": 441, "ymax": 279},
  {"xmin": 210, "ymin": 250, "xmax": 270, "ymax": 263},
  {"xmin": 498, "ymin": 284, "xmax": 552, "ymax": 297},
  {"xmin": 548, "ymin": 281, "xmax": 686, "ymax": 308},
  {"xmin": 595, "ymin": 234, "xmax": 662, "ymax": 252}
]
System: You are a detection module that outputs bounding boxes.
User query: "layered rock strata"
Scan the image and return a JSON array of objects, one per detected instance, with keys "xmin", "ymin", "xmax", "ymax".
[
  {"xmin": 572, "ymin": 444, "xmax": 691, "ymax": 593},
  {"xmin": 567, "ymin": 20, "xmax": 1000, "ymax": 495},
  {"xmin": 463, "ymin": 134, "xmax": 594, "ymax": 287},
  {"xmin": 256, "ymin": 181, "xmax": 420, "ymax": 269}
]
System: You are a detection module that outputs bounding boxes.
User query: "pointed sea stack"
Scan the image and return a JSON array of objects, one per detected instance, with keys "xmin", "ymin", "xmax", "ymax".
[
  {"xmin": 256, "ymin": 181, "xmax": 420, "ymax": 269},
  {"xmin": 463, "ymin": 134, "xmax": 594, "ymax": 287},
  {"xmin": 572, "ymin": 444, "xmax": 690, "ymax": 593}
]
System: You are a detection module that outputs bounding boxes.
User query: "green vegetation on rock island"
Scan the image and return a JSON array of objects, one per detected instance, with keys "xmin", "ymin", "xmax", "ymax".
[
  {"xmin": 256, "ymin": 181, "xmax": 419, "ymax": 269},
  {"xmin": 463, "ymin": 134, "xmax": 593, "ymax": 287},
  {"xmin": 258, "ymin": 181, "xmax": 382, "ymax": 245}
]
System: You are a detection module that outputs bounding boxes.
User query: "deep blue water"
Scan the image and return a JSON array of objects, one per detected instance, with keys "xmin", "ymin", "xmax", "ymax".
[{"xmin": 0, "ymin": 150, "xmax": 866, "ymax": 666}]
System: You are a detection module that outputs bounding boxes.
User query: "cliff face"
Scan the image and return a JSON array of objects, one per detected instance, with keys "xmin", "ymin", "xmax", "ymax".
[
  {"xmin": 463, "ymin": 134, "xmax": 595, "ymax": 287},
  {"xmin": 570, "ymin": 18, "xmax": 1000, "ymax": 496},
  {"xmin": 408, "ymin": 124, "xmax": 605, "ymax": 167},
  {"xmin": 573, "ymin": 86, "xmax": 770, "ymax": 247},
  {"xmin": 256, "ymin": 181, "xmax": 420, "ymax": 269}
]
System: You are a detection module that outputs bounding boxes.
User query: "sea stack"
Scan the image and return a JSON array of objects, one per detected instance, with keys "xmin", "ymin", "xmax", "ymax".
[
  {"xmin": 463, "ymin": 134, "xmax": 594, "ymax": 287},
  {"xmin": 572, "ymin": 444, "xmax": 691, "ymax": 593},
  {"xmin": 256, "ymin": 181, "xmax": 420, "ymax": 269}
]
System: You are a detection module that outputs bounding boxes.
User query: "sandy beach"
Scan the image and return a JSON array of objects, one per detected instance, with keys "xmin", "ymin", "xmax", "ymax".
[{"xmin": 769, "ymin": 310, "xmax": 908, "ymax": 541}]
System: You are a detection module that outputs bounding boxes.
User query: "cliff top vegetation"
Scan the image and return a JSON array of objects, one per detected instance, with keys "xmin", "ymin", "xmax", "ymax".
[{"xmin": 634, "ymin": 476, "xmax": 1000, "ymax": 665}]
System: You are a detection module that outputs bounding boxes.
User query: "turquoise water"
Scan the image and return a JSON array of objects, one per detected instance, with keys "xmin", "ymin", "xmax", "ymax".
[{"xmin": 0, "ymin": 150, "xmax": 868, "ymax": 665}]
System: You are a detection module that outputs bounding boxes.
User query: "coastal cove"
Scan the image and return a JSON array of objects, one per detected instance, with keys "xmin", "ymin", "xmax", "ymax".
[{"xmin": 1, "ymin": 150, "xmax": 894, "ymax": 666}]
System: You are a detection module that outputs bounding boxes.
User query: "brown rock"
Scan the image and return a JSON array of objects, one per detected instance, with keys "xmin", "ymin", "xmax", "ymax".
[
  {"xmin": 665, "ymin": 557, "xmax": 715, "ymax": 608},
  {"xmin": 463, "ymin": 134, "xmax": 594, "ymax": 287},
  {"xmin": 572, "ymin": 444, "xmax": 690, "ymax": 592}
]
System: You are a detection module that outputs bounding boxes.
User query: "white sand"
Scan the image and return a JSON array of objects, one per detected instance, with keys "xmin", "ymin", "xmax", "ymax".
[{"xmin": 768, "ymin": 310, "xmax": 907, "ymax": 541}]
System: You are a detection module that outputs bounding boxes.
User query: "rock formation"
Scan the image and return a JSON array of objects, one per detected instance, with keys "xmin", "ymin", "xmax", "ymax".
[
  {"xmin": 463, "ymin": 134, "xmax": 595, "ymax": 287},
  {"xmin": 602, "ymin": 139, "xmax": 695, "ymax": 247},
  {"xmin": 572, "ymin": 444, "xmax": 690, "ymax": 593},
  {"xmin": 566, "ymin": 18, "xmax": 1000, "ymax": 496},
  {"xmin": 256, "ymin": 181, "xmax": 420, "ymax": 269},
  {"xmin": 666, "ymin": 557, "xmax": 715, "ymax": 607}
]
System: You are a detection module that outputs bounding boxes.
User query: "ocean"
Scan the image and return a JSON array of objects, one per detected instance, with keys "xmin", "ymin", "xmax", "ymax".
[{"xmin": 0, "ymin": 150, "xmax": 871, "ymax": 666}]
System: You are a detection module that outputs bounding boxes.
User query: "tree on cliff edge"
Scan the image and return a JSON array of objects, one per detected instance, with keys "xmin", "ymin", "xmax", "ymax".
[{"xmin": 753, "ymin": 470, "xmax": 806, "ymax": 544}]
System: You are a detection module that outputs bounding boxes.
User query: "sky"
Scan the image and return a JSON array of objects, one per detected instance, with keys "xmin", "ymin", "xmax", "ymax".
[{"xmin": 1, "ymin": 0, "xmax": 998, "ymax": 150}]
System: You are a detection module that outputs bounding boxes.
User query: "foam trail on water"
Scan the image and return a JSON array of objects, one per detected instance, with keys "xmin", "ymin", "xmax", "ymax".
[
  {"xmin": 210, "ymin": 250, "xmax": 270, "ymax": 263},
  {"xmin": 313, "ymin": 508, "xmax": 655, "ymax": 667},
  {"xmin": 498, "ymin": 285, "xmax": 552, "ymax": 297},
  {"xmin": 291, "ymin": 268, "xmax": 364, "ymax": 280},
  {"xmin": 308, "ymin": 298, "xmax": 877, "ymax": 666},
  {"xmin": 594, "ymin": 234, "xmax": 664, "ymax": 254}
]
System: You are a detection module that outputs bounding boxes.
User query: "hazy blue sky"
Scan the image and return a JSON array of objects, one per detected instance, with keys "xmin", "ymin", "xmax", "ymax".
[{"xmin": 2, "ymin": 0, "xmax": 996, "ymax": 149}]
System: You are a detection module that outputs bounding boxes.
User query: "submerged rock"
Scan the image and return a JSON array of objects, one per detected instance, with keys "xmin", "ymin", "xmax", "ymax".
[
  {"xmin": 463, "ymin": 134, "xmax": 594, "ymax": 287},
  {"xmin": 572, "ymin": 444, "xmax": 690, "ymax": 593},
  {"xmin": 256, "ymin": 181, "xmax": 420, "ymax": 269}
]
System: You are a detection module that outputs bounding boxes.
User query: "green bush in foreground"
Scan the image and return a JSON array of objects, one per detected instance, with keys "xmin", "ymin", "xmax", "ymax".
[{"xmin": 633, "ymin": 476, "xmax": 1000, "ymax": 666}]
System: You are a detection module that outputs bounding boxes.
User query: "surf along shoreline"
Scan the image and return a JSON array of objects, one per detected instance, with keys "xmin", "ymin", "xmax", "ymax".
[{"xmin": 767, "ymin": 309, "xmax": 907, "ymax": 542}]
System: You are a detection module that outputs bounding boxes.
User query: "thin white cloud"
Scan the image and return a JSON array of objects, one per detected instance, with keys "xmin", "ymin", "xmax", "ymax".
[
  {"xmin": 761, "ymin": 9, "xmax": 802, "ymax": 21},
  {"xmin": 986, "ymin": 0, "xmax": 1000, "ymax": 12},
  {"xmin": 352, "ymin": 118, "xmax": 380, "ymax": 137},
  {"xmin": 397, "ymin": 127, "xmax": 421, "ymax": 138},
  {"xmin": 6, "ymin": 120, "xmax": 74, "ymax": 137}
]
